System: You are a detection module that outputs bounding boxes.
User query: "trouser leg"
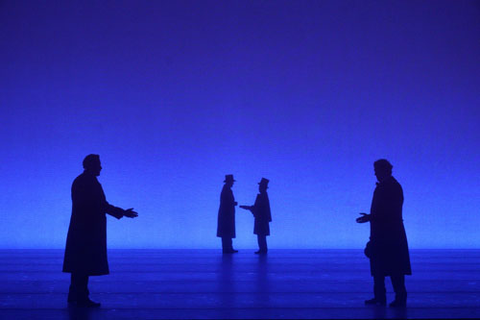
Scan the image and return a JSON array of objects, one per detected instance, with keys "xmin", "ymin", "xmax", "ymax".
[
  {"xmin": 221, "ymin": 237, "xmax": 233, "ymax": 252},
  {"xmin": 70, "ymin": 273, "xmax": 89, "ymax": 302},
  {"xmin": 391, "ymin": 274, "xmax": 407, "ymax": 302},
  {"xmin": 373, "ymin": 275, "xmax": 386, "ymax": 302},
  {"xmin": 68, "ymin": 275, "xmax": 76, "ymax": 302},
  {"xmin": 257, "ymin": 235, "xmax": 267, "ymax": 252}
]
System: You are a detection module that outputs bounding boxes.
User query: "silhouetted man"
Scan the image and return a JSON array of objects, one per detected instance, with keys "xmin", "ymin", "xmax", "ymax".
[
  {"xmin": 240, "ymin": 178, "xmax": 272, "ymax": 254},
  {"xmin": 356, "ymin": 159, "xmax": 411, "ymax": 307},
  {"xmin": 217, "ymin": 174, "xmax": 238, "ymax": 253},
  {"xmin": 63, "ymin": 154, "xmax": 138, "ymax": 307}
]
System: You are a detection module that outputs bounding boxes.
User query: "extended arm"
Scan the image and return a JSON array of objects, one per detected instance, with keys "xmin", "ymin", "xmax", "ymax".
[
  {"xmin": 105, "ymin": 203, "xmax": 138, "ymax": 219},
  {"xmin": 239, "ymin": 205, "xmax": 255, "ymax": 216},
  {"xmin": 123, "ymin": 208, "xmax": 138, "ymax": 218},
  {"xmin": 356, "ymin": 212, "xmax": 371, "ymax": 223}
]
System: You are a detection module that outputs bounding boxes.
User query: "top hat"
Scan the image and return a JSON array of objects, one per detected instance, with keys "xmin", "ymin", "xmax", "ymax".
[
  {"xmin": 224, "ymin": 174, "xmax": 236, "ymax": 182},
  {"xmin": 258, "ymin": 177, "xmax": 269, "ymax": 187}
]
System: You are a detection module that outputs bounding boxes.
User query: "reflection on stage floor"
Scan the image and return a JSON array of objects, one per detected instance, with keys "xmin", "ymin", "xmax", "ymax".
[{"xmin": 0, "ymin": 249, "xmax": 479, "ymax": 319}]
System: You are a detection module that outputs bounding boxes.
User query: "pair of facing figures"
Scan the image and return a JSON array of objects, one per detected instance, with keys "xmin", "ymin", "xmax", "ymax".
[{"xmin": 216, "ymin": 175, "xmax": 272, "ymax": 254}]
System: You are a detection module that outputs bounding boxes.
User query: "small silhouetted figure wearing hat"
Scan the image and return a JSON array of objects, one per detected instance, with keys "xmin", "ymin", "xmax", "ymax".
[
  {"xmin": 356, "ymin": 159, "xmax": 411, "ymax": 307},
  {"xmin": 240, "ymin": 178, "xmax": 272, "ymax": 254},
  {"xmin": 217, "ymin": 174, "xmax": 238, "ymax": 253},
  {"xmin": 63, "ymin": 154, "xmax": 138, "ymax": 307}
]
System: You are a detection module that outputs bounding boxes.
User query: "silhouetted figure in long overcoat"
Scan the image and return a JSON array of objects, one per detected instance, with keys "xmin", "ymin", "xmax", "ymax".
[
  {"xmin": 217, "ymin": 174, "xmax": 238, "ymax": 253},
  {"xmin": 357, "ymin": 159, "xmax": 411, "ymax": 307},
  {"xmin": 63, "ymin": 154, "xmax": 138, "ymax": 307},
  {"xmin": 240, "ymin": 178, "xmax": 272, "ymax": 254}
]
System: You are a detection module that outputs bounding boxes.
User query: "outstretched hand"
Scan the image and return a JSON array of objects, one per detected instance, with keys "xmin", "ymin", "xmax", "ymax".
[
  {"xmin": 239, "ymin": 205, "xmax": 252, "ymax": 211},
  {"xmin": 356, "ymin": 212, "xmax": 370, "ymax": 223},
  {"xmin": 124, "ymin": 208, "xmax": 138, "ymax": 218}
]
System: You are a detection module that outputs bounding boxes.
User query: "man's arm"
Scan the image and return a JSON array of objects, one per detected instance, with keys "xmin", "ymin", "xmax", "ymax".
[
  {"xmin": 356, "ymin": 212, "xmax": 371, "ymax": 223},
  {"xmin": 239, "ymin": 205, "xmax": 256, "ymax": 216},
  {"xmin": 104, "ymin": 203, "xmax": 138, "ymax": 219}
]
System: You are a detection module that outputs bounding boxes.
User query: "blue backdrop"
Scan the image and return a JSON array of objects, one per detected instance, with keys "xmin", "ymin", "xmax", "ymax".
[{"xmin": 1, "ymin": 0, "xmax": 479, "ymax": 249}]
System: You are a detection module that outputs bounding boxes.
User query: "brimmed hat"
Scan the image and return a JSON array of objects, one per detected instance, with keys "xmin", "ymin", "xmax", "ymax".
[
  {"xmin": 224, "ymin": 174, "xmax": 236, "ymax": 182},
  {"xmin": 258, "ymin": 177, "xmax": 269, "ymax": 187}
]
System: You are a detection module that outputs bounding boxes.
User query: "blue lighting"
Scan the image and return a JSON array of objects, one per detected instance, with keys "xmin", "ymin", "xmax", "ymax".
[{"xmin": 1, "ymin": 0, "xmax": 479, "ymax": 249}]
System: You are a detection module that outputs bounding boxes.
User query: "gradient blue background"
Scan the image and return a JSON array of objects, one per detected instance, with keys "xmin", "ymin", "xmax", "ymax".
[{"xmin": 1, "ymin": 0, "xmax": 479, "ymax": 249}]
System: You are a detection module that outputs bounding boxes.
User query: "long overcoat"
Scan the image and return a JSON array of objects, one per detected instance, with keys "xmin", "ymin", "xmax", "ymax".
[
  {"xmin": 368, "ymin": 176, "xmax": 411, "ymax": 276},
  {"xmin": 63, "ymin": 172, "xmax": 124, "ymax": 276},
  {"xmin": 252, "ymin": 192, "xmax": 272, "ymax": 236},
  {"xmin": 216, "ymin": 184, "xmax": 236, "ymax": 238}
]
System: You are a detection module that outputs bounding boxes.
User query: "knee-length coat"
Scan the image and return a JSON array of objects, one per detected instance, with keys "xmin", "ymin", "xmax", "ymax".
[
  {"xmin": 216, "ymin": 184, "xmax": 236, "ymax": 238},
  {"xmin": 63, "ymin": 172, "xmax": 124, "ymax": 276},
  {"xmin": 368, "ymin": 176, "xmax": 411, "ymax": 276},
  {"xmin": 252, "ymin": 192, "xmax": 272, "ymax": 236}
]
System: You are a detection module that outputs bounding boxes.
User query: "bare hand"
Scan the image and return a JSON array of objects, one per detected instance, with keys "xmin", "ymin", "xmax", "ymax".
[
  {"xmin": 124, "ymin": 208, "xmax": 138, "ymax": 218},
  {"xmin": 239, "ymin": 205, "xmax": 251, "ymax": 210},
  {"xmin": 356, "ymin": 212, "xmax": 370, "ymax": 223}
]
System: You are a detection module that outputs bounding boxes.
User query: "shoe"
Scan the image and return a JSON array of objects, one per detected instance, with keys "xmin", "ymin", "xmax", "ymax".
[
  {"xmin": 76, "ymin": 298, "xmax": 101, "ymax": 308},
  {"xmin": 254, "ymin": 250, "xmax": 267, "ymax": 254},
  {"xmin": 365, "ymin": 298, "xmax": 386, "ymax": 306},
  {"xmin": 68, "ymin": 286, "xmax": 91, "ymax": 304},
  {"xmin": 223, "ymin": 249, "xmax": 238, "ymax": 254},
  {"xmin": 389, "ymin": 299, "xmax": 406, "ymax": 307}
]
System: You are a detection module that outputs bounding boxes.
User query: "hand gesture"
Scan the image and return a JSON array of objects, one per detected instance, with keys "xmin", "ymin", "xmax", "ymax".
[
  {"xmin": 124, "ymin": 208, "xmax": 138, "ymax": 218},
  {"xmin": 356, "ymin": 212, "xmax": 370, "ymax": 223}
]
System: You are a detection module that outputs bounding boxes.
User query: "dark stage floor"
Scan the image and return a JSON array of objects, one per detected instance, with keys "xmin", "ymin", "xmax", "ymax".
[{"xmin": 0, "ymin": 249, "xmax": 479, "ymax": 319}]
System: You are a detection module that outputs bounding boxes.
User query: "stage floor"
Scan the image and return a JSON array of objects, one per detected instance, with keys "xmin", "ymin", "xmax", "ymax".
[{"xmin": 0, "ymin": 249, "xmax": 479, "ymax": 319}]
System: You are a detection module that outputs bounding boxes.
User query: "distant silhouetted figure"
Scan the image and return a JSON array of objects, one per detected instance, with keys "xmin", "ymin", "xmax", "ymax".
[
  {"xmin": 240, "ymin": 178, "xmax": 272, "ymax": 254},
  {"xmin": 356, "ymin": 159, "xmax": 411, "ymax": 308},
  {"xmin": 63, "ymin": 154, "xmax": 138, "ymax": 307},
  {"xmin": 217, "ymin": 174, "xmax": 238, "ymax": 254}
]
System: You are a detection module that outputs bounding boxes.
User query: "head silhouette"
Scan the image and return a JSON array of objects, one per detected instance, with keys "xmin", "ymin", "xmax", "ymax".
[
  {"xmin": 258, "ymin": 178, "xmax": 269, "ymax": 193},
  {"xmin": 224, "ymin": 174, "xmax": 235, "ymax": 188},
  {"xmin": 83, "ymin": 154, "xmax": 102, "ymax": 176},
  {"xmin": 374, "ymin": 159, "xmax": 393, "ymax": 183}
]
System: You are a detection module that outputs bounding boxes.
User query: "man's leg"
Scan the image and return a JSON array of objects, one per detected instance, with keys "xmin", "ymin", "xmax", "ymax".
[
  {"xmin": 256, "ymin": 235, "xmax": 267, "ymax": 253},
  {"xmin": 70, "ymin": 273, "xmax": 100, "ymax": 307},
  {"xmin": 374, "ymin": 275, "xmax": 387, "ymax": 303},
  {"xmin": 70, "ymin": 273, "xmax": 89, "ymax": 302},
  {"xmin": 390, "ymin": 274, "xmax": 407, "ymax": 307},
  {"xmin": 365, "ymin": 275, "xmax": 386, "ymax": 305},
  {"xmin": 68, "ymin": 273, "xmax": 76, "ymax": 303},
  {"xmin": 222, "ymin": 237, "xmax": 234, "ymax": 253}
]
